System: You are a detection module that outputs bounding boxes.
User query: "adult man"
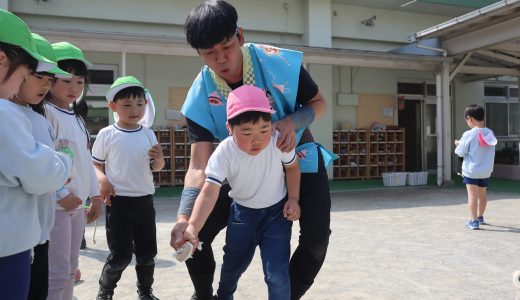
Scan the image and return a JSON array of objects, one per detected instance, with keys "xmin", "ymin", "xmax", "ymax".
[{"xmin": 170, "ymin": 1, "xmax": 334, "ymax": 299}]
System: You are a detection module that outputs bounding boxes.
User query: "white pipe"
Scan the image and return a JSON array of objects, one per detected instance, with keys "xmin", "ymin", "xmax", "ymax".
[
  {"xmin": 436, "ymin": 72, "xmax": 443, "ymax": 186},
  {"xmin": 416, "ymin": 43, "xmax": 447, "ymax": 57}
]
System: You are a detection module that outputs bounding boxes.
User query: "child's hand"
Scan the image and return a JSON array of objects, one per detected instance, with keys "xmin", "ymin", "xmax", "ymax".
[
  {"xmin": 58, "ymin": 192, "xmax": 82, "ymax": 210},
  {"xmin": 283, "ymin": 198, "xmax": 300, "ymax": 221},
  {"xmin": 86, "ymin": 196, "xmax": 102, "ymax": 224},
  {"xmin": 454, "ymin": 139, "xmax": 459, "ymax": 146},
  {"xmin": 149, "ymin": 144, "xmax": 164, "ymax": 161},
  {"xmin": 99, "ymin": 177, "xmax": 115, "ymax": 206}
]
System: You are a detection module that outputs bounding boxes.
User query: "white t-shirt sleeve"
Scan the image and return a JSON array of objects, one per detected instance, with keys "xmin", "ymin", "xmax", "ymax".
[
  {"xmin": 205, "ymin": 143, "xmax": 229, "ymax": 187},
  {"xmin": 92, "ymin": 128, "xmax": 108, "ymax": 163}
]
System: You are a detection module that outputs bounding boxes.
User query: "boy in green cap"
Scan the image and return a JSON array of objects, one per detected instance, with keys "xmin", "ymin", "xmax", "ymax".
[
  {"xmin": 92, "ymin": 76, "xmax": 163, "ymax": 300},
  {"xmin": 0, "ymin": 9, "xmax": 71, "ymax": 300}
]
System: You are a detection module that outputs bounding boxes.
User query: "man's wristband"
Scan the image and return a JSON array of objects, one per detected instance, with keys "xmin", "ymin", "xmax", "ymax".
[
  {"xmin": 289, "ymin": 105, "xmax": 315, "ymax": 130},
  {"xmin": 178, "ymin": 187, "xmax": 201, "ymax": 217}
]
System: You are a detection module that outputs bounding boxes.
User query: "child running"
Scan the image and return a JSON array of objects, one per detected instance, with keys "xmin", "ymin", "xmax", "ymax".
[
  {"xmin": 92, "ymin": 76, "xmax": 163, "ymax": 300},
  {"xmin": 182, "ymin": 85, "xmax": 301, "ymax": 300},
  {"xmin": 454, "ymin": 104, "xmax": 496, "ymax": 230},
  {"xmin": 10, "ymin": 32, "xmax": 72, "ymax": 300},
  {"xmin": 44, "ymin": 41, "xmax": 103, "ymax": 300},
  {"xmin": 0, "ymin": 10, "xmax": 71, "ymax": 300}
]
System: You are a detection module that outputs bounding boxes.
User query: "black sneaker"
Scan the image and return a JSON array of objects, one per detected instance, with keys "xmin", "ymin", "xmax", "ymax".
[
  {"xmin": 137, "ymin": 289, "xmax": 160, "ymax": 300},
  {"xmin": 96, "ymin": 289, "xmax": 113, "ymax": 300},
  {"xmin": 80, "ymin": 236, "xmax": 87, "ymax": 249},
  {"xmin": 190, "ymin": 292, "xmax": 217, "ymax": 300}
]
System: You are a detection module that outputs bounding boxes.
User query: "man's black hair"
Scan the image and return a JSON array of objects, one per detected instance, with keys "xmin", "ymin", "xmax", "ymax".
[
  {"xmin": 228, "ymin": 111, "xmax": 271, "ymax": 127},
  {"xmin": 113, "ymin": 86, "xmax": 145, "ymax": 102},
  {"xmin": 185, "ymin": 0, "xmax": 238, "ymax": 49},
  {"xmin": 464, "ymin": 104, "xmax": 485, "ymax": 122}
]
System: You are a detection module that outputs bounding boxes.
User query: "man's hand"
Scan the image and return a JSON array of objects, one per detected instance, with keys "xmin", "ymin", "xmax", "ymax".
[
  {"xmin": 283, "ymin": 198, "xmax": 300, "ymax": 221},
  {"xmin": 58, "ymin": 193, "xmax": 82, "ymax": 210},
  {"xmin": 274, "ymin": 116, "xmax": 297, "ymax": 152},
  {"xmin": 170, "ymin": 215, "xmax": 189, "ymax": 250}
]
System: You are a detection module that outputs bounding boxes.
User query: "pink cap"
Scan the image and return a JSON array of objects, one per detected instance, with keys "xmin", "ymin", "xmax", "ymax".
[{"xmin": 227, "ymin": 85, "xmax": 276, "ymax": 120}]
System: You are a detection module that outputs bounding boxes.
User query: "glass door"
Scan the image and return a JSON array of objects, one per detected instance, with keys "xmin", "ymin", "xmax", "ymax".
[{"xmin": 424, "ymin": 100, "xmax": 437, "ymax": 171}]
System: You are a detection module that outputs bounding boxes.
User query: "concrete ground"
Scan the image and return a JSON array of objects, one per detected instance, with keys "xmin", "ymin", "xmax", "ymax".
[{"xmin": 74, "ymin": 187, "xmax": 520, "ymax": 299}]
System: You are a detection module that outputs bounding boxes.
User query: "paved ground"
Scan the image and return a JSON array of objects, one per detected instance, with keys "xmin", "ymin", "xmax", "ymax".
[{"xmin": 74, "ymin": 187, "xmax": 520, "ymax": 299}]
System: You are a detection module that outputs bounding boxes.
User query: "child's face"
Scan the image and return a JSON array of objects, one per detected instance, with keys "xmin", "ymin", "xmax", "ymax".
[
  {"xmin": 109, "ymin": 95, "xmax": 147, "ymax": 128},
  {"xmin": 16, "ymin": 73, "xmax": 54, "ymax": 105},
  {"xmin": 198, "ymin": 28, "xmax": 244, "ymax": 84},
  {"xmin": 50, "ymin": 75, "xmax": 85, "ymax": 107},
  {"xmin": 0, "ymin": 51, "xmax": 31, "ymax": 99},
  {"xmin": 229, "ymin": 118, "xmax": 272, "ymax": 156}
]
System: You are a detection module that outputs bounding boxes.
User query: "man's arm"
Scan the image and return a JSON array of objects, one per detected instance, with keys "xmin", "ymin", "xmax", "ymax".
[{"xmin": 170, "ymin": 141, "xmax": 213, "ymax": 249}]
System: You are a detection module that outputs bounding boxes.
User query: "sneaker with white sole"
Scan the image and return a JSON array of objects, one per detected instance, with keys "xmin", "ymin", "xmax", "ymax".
[{"xmin": 466, "ymin": 219, "xmax": 479, "ymax": 230}]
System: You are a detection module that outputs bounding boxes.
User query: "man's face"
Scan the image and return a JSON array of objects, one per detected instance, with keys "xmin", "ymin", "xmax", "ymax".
[{"xmin": 198, "ymin": 28, "xmax": 245, "ymax": 84}]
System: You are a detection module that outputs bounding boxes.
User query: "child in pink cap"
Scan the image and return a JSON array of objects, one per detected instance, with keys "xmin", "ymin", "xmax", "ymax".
[{"xmin": 181, "ymin": 84, "xmax": 300, "ymax": 300}]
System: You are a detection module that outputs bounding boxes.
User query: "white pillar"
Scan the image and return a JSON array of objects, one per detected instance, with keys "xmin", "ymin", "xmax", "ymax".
[
  {"xmin": 304, "ymin": 0, "xmax": 332, "ymax": 47},
  {"xmin": 0, "ymin": 0, "xmax": 8, "ymax": 10},
  {"xmin": 441, "ymin": 62, "xmax": 452, "ymax": 184},
  {"xmin": 436, "ymin": 72, "xmax": 443, "ymax": 186},
  {"xmin": 121, "ymin": 52, "xmax": 127, "ymax": 77}
]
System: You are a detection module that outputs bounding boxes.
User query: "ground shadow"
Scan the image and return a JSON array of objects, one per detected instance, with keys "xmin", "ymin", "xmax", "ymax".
[{"xmin": 80, "ymin": 247, "xmax": 175, "ymax": 268}]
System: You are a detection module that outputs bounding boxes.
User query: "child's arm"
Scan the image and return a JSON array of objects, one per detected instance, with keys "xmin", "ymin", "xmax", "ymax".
[
  {"xmin": 283, "ymin": 160, "xmax": 301, "ymax": 221},
  {"xmin": 93, "ymin": 161, "xmax": 115, "ymax": 206},
  {"xmin": 454, "ymin": 131, "xmax": 470, "ymax": 158},
  {"xmin": 149, "ymin": 143, "xmax": 165, "ymax": 171},
  {"xmin": 183, "ymin": 182, "xmax": 220, "ymax": 247}
]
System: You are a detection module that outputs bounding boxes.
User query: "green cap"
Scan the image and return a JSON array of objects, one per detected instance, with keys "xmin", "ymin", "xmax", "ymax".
[
  {"xmin": 106, "ymin": 76, "xmax": 156, "ymax": 128},
  {"xmin": 0, "ymin": 9, "xmax": 55, "ymax": 72},
  {"xmin": 31, "ymin": 33, "xmax": 71, "ymax": 78},
  {"xmin": 51, "ymin": 41, "xmax": 92, "ymax": 69}
]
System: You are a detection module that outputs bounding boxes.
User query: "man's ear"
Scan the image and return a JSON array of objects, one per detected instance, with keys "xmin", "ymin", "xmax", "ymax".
[{"xmin": 237, "ymin": 27, "xmax": 245, "ymax": 46}]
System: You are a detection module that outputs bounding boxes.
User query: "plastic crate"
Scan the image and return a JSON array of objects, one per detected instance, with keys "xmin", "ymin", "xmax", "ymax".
[
  {"xmin": 382, "ymin": 172, "xmax": 407, "ymax": 187},
  {"xmin": 406, "ymin": 172, "xmax": 428, "ymax": 185}
]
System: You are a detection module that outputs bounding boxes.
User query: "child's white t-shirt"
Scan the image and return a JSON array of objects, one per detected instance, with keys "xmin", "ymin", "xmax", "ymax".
[
  {"xmin": 92, "ymin": 124, "xmax": 158, "ymax": 197},
  {"xmin": 205, "ymin": 131, "xmax": 296, "ymax": 209}
]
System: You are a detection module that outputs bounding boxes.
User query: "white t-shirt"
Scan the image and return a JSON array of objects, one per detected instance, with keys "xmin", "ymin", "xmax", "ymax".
[
  {"xmin": 205, "ymin": 131, "xmax": 296, "ymax": 209},
  {"xmin": 45, "ymin": 102, "xmax": 100, "ymax": 209},
  {"xmin": 92, "ymin": 124, "xmax": 158, "ymax": 197}
]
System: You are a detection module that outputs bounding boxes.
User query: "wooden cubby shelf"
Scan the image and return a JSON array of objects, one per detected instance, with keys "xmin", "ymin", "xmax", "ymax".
[{"xmin": 333, "ymin": 128, "xmax": 405, "ymax": 180}]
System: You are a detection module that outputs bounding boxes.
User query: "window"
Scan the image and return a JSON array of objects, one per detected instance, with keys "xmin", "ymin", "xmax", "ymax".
[
  {"xmin": 85, "ymin": 65, "xmax": 118, "ymax": 137},
  {"xmin": 485, "ymin": 84, "xmax": 519, "ymax": 165}
]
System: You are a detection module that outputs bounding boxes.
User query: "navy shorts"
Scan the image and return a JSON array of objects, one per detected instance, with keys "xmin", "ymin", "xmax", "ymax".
[{"xmin": 463, "ymin": 176, "xmax": 490, "ymax": 187}]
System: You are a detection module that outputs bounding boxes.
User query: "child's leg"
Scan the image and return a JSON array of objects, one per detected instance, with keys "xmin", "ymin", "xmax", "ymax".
[
  {"xmin": 98, "ymin": 196, "xmax": 134, "ymax": 294},
  {"xmin": 0, "ymin": 250, "xmax": 31, "ymax": 300},
  {"xmin": 28, "ymin": 241, "xmax": 49, "ymax": 300},
  {"xmin": 477, "ymin": 186, "xmax": 488, "ymax": 218},
  {"xmin": 48, "ymin": 210, "xmax": 73, "ymax": 300},
  {"xmin": 62, "ymin": 208, "xmax": 85, "ymax": 300},
  {"xmin": 259, "ymin": 201, "xmax": 292, "ymax": 300},
  {"xmin": 217, "ymin": 202, "xmax": 258, "ymax": 300},
  {"xmin": 466, "ymin": 184, "xmax": 479, "ymax": 220},
  {"xmin": 133, "ymin": 195, "xmax": 158, "ymax": 293}
]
